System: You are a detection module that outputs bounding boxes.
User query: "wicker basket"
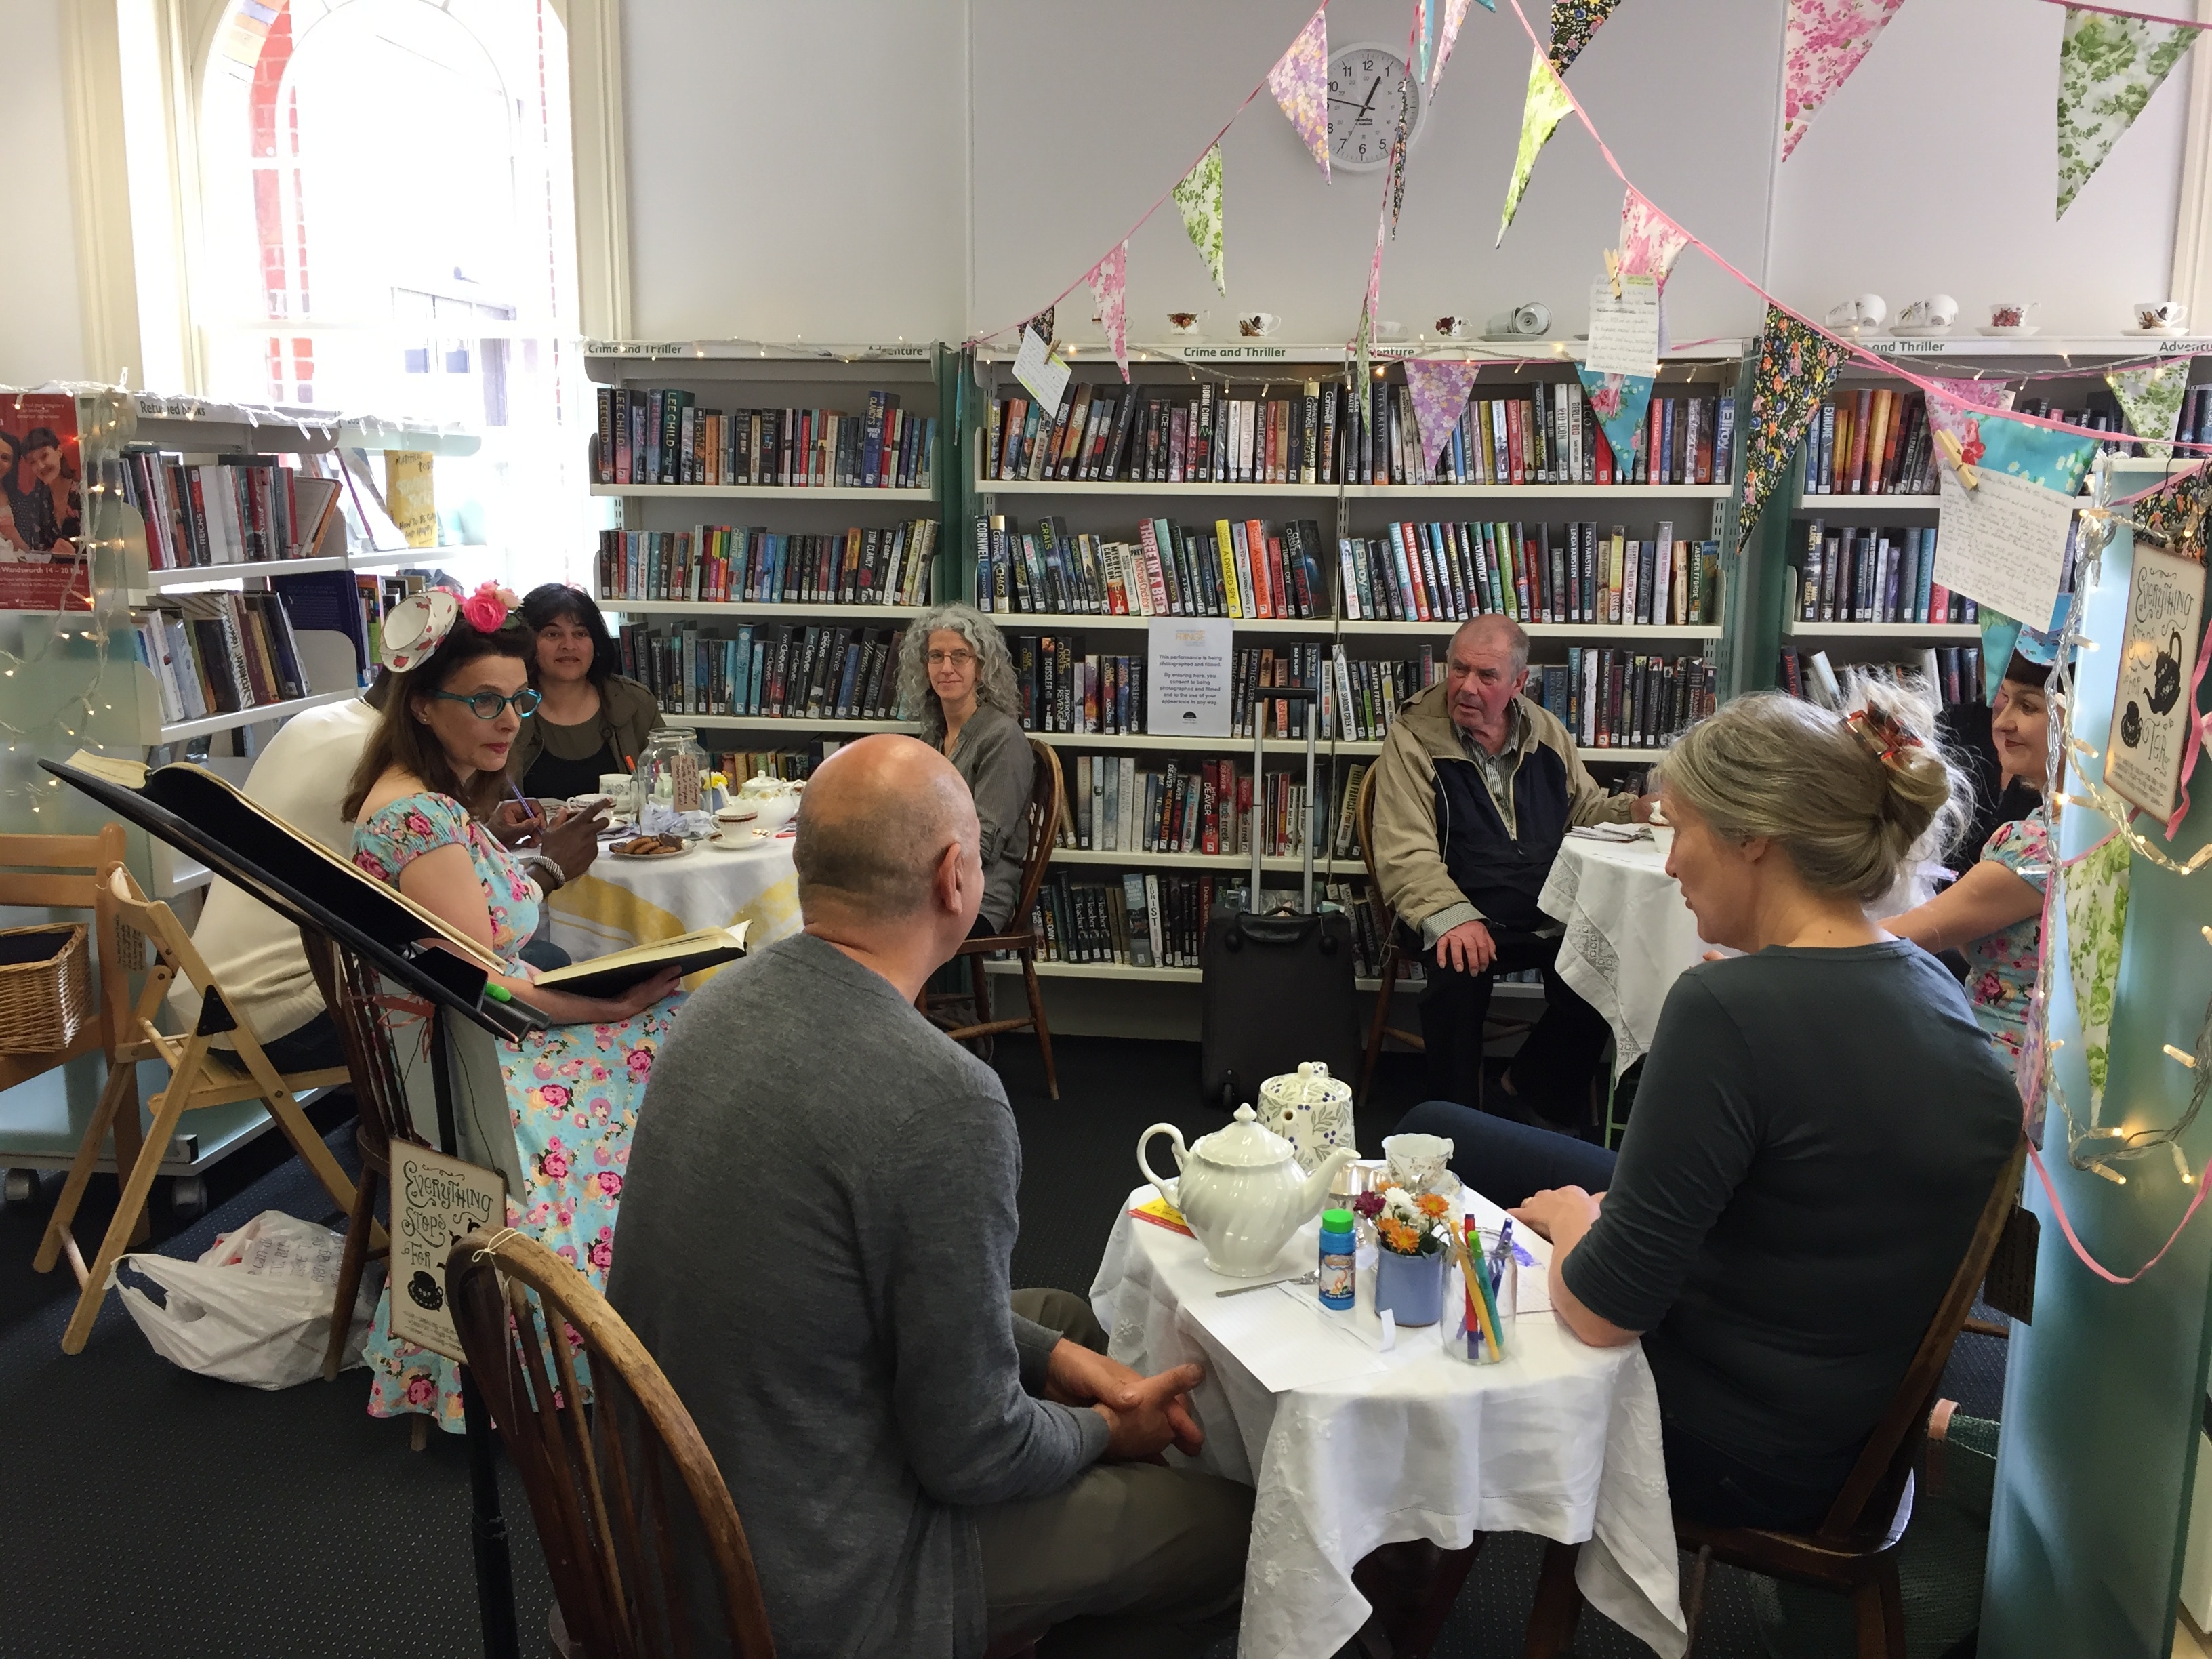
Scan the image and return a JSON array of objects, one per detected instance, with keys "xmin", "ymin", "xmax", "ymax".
[{"xmin": 0, "ymin": 924, "xmax": 91, "ymax": 1054}]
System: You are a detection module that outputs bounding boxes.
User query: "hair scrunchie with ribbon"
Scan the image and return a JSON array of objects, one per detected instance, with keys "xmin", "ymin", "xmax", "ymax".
[{"xmin": 1845, "ymin": 706, "xmax": 1923, "ymax": 768}]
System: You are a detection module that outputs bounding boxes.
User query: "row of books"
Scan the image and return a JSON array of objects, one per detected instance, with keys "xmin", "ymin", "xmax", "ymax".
[
  {"xmin": 711, "ymin": 749, "xmax": 816, "ymax": 782},
  {"xmin": 1009, "ymin": 634, "xmax": 1144, "ymax": 735},
  {"xmin": 592, "ymin": 387, "xmax": 937, "ymax": 490},
  {"xmin": 988, "ymin": 377, "xmax": 1736, "ymax": 489},
  {"xmin": 1343, "ymin": 522, "xmax": 1718, "ymax": 627},
  {"xmin": 976, "ymin": 516, "xmax": 1330, "ymax": 619},
  {"xmin": 1801, "ymin": 389, "xmax": 1947, "ymax": 496},
  {"xmin": 117, "ymin": 449, "xmax": 345, "ymax": 569},
  {"xmin": 1057, "ymin": 754, "xmax": 1315, "ymax": 859},
  {"xmin": 127, "ymin": 591, "xmax": 316, "ymax": 724},
  {"xmin": 594, "ymin": 521, "xmax": 937, "ymax": 607},
  {"xmin": 1795, "ymin": 524, "xmax": 1981, "ymax": 625},
  {"xmin": 1532, "ymin": 650, "xmax": 1718, "ymax": 753},
  {"xmin": 1778, "ymin": 646, "xmax": 1986, "ymax": 708},
  {"xmin": 617, "ymin": 622, "xmax": 911, "ymax": 722},
  {"xmin": 2168, "ymin": 388, "xmax": 2212, "ymax": 453}
]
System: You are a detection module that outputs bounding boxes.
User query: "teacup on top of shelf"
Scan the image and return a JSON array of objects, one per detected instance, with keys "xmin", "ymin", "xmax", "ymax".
[
  {"xmin": 1825, "ymin": 294, "xmax": 1888, "ymax": 332},
  {"xmin": 2128, "ymin": 300, "xmax": 2189, "ymax": 337},
  {"xmin": 1166, "ymin": 312, "xmax": 1205, "ymax": 336},
  {"xmin": 1980, "ymin": 300, "xmax": 2039, "ymax": 336},
  {"xmin": 1237, "ymin": 312, "xmax": 1282, "ymax": 337},
  {"xmin": 1890, "ymin": 295, "xmax": 1958, "ymax": 337}
]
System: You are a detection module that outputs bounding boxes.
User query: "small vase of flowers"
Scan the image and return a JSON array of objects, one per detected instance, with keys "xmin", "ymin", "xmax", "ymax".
[{"xmin": 1353, "ymin": 1185, "xmax": 1454, "ymax": 1326}]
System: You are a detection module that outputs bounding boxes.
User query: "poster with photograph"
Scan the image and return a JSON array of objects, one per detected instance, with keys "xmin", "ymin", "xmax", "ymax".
[
  {"xmin": 0, "ymin": 394, "xmax": 91, "ymax": 610},
  {"xmin": 2104, "ymin": 541, "xmax": 2207, "ymax": 822}
]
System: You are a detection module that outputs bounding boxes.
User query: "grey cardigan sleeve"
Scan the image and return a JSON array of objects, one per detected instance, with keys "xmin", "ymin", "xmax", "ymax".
[{"xmin": 957, "ymin": 712, "xmax": 1036, "ymax": 869}]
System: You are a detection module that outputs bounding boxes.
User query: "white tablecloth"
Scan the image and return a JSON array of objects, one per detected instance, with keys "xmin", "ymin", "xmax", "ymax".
[
  {"xmin": 544, "ymin": 832, "xmax": 800, "ymax": 964},
  {"xmin": 1539, "ymin": 837, "xmax": 1704, "ymax": 1069},
  {"xmin": 1090, "ymin": 1186, "xmax": 1685, "ymax": 1659}
]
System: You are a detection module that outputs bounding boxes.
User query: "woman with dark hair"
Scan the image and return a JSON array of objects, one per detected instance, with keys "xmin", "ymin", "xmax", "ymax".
[
  {"xmin": 344, "ymin": 583, "xmax": 683, "ymax": 1437},
  {"xmin": 1889, "ymin": 651, "xmax": 2055, "ymax": 1060},
  {"xmin": 508, "ymin": 582, "xmax": 663, "ymax": 799}
]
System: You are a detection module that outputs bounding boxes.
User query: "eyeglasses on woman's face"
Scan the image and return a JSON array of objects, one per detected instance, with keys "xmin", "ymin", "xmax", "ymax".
[
  {"xmin": 430, "ymin": 688, "xmax": 543, "ymax": 720},
  {"xmin": 926, "ymin": 649, "xmax": 977, "ymax": 669}
]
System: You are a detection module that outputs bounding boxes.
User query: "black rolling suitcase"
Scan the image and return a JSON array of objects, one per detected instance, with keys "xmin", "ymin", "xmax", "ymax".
[{"xmin": 1198, "ymin": 685, "xmax": 1360, "ymax": 1111}]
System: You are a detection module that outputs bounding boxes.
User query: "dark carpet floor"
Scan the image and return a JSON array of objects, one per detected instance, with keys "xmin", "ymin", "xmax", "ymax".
[{"xmin": 0, "ymin": 1034, "xmax": 2009, "ymax": 1658}]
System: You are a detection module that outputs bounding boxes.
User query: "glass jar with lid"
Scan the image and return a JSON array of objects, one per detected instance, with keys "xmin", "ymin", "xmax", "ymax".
[{"xmin": 636, "ymin": 726, "xmax": 712, "ymax": 836}]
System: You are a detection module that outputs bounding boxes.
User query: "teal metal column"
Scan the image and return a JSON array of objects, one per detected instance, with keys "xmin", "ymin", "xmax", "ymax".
[
  {"xmin": 1982, "ymin": 522, "xmax": 2212, "ymax": 1659},
  {"xmin": 938, "ymin": 344, "xmax": 977, "ymax": 605}
]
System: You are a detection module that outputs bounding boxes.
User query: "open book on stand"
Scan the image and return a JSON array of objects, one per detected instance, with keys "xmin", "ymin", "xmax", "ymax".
[{"xmin": 533, "ymin": 925, "xmax": 748, "ymax": 996}]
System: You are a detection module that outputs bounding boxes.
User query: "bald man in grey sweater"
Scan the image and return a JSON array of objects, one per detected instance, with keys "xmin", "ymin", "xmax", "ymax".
[{"xmin": 609, "ymin": 735, "xmax": 1251, "ymax": 1659}]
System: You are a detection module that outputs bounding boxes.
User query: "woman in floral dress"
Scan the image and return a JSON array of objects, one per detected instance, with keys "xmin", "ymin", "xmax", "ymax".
[
  {"xmin": 342, "ymin": 586, "xmax": 683, "ymax": 1434},
  {"xmin": 1890, "ymin": 654, "xmax": 2053, "ymax": 1061}
]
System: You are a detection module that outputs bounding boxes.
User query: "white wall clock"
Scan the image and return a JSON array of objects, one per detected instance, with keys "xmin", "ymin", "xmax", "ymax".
[{"xmin": 1328, "ymin": 42, "xmax": 1425, "ymax": 173}]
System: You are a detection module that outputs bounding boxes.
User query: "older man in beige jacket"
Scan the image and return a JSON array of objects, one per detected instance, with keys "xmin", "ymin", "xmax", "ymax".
[{"xmin": 1370, "ymin": 615, "xmax": 1653, "ymax": 1124}]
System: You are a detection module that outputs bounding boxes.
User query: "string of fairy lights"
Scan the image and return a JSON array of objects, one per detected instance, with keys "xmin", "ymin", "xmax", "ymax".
[{"xmin": 2024, "ymin": 453, "xmax": 2212, "ymax": 1190}]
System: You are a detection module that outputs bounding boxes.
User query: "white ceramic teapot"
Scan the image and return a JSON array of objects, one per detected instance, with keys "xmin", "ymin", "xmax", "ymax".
[
  {"xmin": 737, "ymin": 771, "xmax": 802, "ymax": 832},
  {"xmin": 1139, "ymin": 1105, "xmax": 1356, "ymax": 1277}
]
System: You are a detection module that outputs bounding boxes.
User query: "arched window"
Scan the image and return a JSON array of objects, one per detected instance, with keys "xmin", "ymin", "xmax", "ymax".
[{"xmin": 197, "ymin": 0, "xmax": 586, "ymax": 585}]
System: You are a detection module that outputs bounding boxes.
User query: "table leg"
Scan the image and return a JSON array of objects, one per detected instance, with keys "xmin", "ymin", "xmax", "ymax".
[
  {"xmin": 1521, "ymin": 1538, "xmax": 1584, "ymax": 1658},
  {"xmin": 1350, "ymin": 1534, "xmax": 1486, "ymax": 1659}
]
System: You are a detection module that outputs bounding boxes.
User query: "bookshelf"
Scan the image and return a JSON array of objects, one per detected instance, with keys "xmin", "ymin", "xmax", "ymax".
[{"xmin": 966, "ymin": 336, "xmax": 1751, "ymax": 998}]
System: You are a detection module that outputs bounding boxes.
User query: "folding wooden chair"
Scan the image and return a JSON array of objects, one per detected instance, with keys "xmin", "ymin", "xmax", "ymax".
[
  {"xmin": 1522, "ymin": 1138, "xmax": 2030, "ymax": 1659},
  {"xmin": 34, "ymin": 863, "xmax": 362, "ymax": 1354},
  {"xmin": 1352, "ymin": 765, "xmax": 1533, "ymax": 1106},
  {"xmin": 924, "ymin": 738, "xmax": 1064, "ymax": 1101},
  {"xmin": 0, "ymin": 825, "xmax": 131, "ymax": 1196},
  {"xmin": 446, "ymin": 1227, "xmax": 778, "ymax": 1658}
]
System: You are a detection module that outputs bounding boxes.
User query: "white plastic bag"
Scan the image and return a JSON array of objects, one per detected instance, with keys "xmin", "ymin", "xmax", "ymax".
[{"xmin": 112, "ymin": 1209, "xmax": 375, "ymax": 1389}]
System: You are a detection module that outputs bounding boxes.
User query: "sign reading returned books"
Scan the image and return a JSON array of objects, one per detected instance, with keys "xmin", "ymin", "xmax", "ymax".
[
  {"xmin": 2104, "ymin": 541, "xmax": 2206, "ymax": 821},
  {"xmin": 1933, "ymin": 464, "xmax": 2078, "ymax": 626},
  {"xmin": 1147, "ymin": 617, "xmax": 1233, "ymax": 738},
  {"xmin": 388, "ymin": 1143, "xmax": 506, "ymax": 1364}
]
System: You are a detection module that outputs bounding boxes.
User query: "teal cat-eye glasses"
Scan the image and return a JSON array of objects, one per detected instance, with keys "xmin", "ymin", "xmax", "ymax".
[{"xmin": 430, "ymin": 688, "xmax": 543, "ymax": 720}]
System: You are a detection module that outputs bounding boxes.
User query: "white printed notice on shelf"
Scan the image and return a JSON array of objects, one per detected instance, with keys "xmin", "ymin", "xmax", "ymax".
[
  {"xmin": 1584, "ymin": 274, "xmax": 1660, "ymax": 378},
  {"xmin": 1933, "ymin": 465, "xmax": 2079, "ymax": 627},
  {"xmin": 2104, "ymin": 541, "xmax": 2207, "ymax": 822},
  {"xmin": 388, "ymin": 1142, "xmax": 506, "ymax": 1364},
  {"xmin": 1012, "ymin": 326, "xmax": 1071, "ymax": 419},
  {"xmin": 1147, "ymin": 617, "xmax": 1233, "ymax": 739}
]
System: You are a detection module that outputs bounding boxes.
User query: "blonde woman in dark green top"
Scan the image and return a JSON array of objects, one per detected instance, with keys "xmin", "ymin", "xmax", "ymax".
[{"xmin": 901, "ymin": 605, "xmax": 1034, "ymax": 935}]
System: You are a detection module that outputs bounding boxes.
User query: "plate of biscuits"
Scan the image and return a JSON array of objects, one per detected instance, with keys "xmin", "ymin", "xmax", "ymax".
[{"xmin": 606, "ymin": 832, "xmax": 689, "ymax": 861}]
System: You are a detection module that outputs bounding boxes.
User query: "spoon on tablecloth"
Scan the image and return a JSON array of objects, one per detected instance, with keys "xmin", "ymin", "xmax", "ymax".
[{"xmin": 1215, "ymin": 1270, "xmax": 1319, "ymax": 1297}]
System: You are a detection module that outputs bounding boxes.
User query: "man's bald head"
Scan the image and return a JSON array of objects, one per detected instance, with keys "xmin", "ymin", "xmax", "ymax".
[{"xmin": 795, "ymin": 734, "xmax": 979, "ymax": 921}]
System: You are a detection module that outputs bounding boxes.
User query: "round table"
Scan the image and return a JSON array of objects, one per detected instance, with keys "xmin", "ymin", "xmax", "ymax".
[
  {"xmin": 1539, "ymin": 835, "xmax": 1704, "ymax": 1069},
  {"xmin": 544, "ymin": 831, "xmax": 801, "ymax": 968},
  {"xmin": 1090, "ymin": 1186, "xmax": 1686, "ymax": 1659}
]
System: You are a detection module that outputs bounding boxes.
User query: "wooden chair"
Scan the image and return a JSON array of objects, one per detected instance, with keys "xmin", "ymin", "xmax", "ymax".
[
  {"xmin": 1351, "ymin": 765, "xmax": 1533, "ymax": 1107},
  {"xmin": 445, "ymin": 1226, "xmax": 779, "ymax": 1659},
  {"xmin": 1522, "ymin": 1137, "xmax": 2030, "ymax": 1659},
  {"xmin": 33, "ymin": 863, "xmax": 361, "ymax": 1354},
  {"xmin": 924, "ymin": 738, "xmax": 1063, "ymax": 1101},
  {"xmin": 302, "ymin": 931, "xmax": 411, "ymax": 1387},
  {"xmin": 0, "ymin": 825, "xmax": 132, "ymax": 1205}
]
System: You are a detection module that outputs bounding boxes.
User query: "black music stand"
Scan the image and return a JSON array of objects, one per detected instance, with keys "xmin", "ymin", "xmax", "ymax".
[{"xmin": 47, "ymin": 757, "xmax": 534, "ymax": 1659}]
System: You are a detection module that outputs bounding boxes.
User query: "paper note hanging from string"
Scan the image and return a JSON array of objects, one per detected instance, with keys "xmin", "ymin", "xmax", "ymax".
[
  {"xmin": 1012, "ymin": 326, "xmax": 1071, "ymax": 419},
  {"xmin": 1933, "ymin": 464, "xmax": 2081, "ymax": 627},
  {"xmin": 1584, "ymin": 272, "xmax": 1660, "ymax": 378}
]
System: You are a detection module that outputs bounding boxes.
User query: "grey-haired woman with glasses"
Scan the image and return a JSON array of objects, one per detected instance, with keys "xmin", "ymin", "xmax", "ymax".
[{"xmin": 899, "ymin": 604, "xmax": 1034, "ymax": 935}]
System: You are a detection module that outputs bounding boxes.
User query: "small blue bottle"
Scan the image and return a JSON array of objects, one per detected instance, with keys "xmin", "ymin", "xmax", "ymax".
[{"xmin": 1319, "ymin": 1208, "xmax": 1357, "ymax": 1311}]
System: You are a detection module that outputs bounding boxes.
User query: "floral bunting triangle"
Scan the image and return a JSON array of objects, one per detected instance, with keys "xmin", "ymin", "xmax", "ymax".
[
  {"xmin": 1431, "ymin": 0, "xmax": 1492, "ymax": 96},
  {"xmin": 1738, "ymin": 305, "xmax": 1853, "ymax": 550},
  {"xmin": 1086, "ymin": 242, "xmax": 1130, "ymax": 382},
  {"xmin": 1923, "ymin": 377, "xmax": 2015, "ymax": 471},
  {"xmin": 2064, "ymin": 830, "xmax": 2133, "ymax": 1121},
  {"xmin": 1269, "ymin": 8, "xmax": 1332, "ymax": 182},
  {"xmin": 1576, "ymin": 366, "xmax": 1656, "ymax": 477},
  {"xmin": 2133, "ymin": 466, "xmax": 2211, "ymax": 550},
  {"xmin": 1549, "ymin": 0, "xmax": 1624, "ymax": 75},
  {"xmin": 2107, "ymin": 359, "xmax": 2191, "ymax": 457},
  {"xmin": 1618, "ymin": 188, "xmax": 1688, "ymax": 285},
  {"xmin": 1406, "ymin": 360, "xmax": 1483, "ymax": 473},
  {"xmin": 1416, "ymin": 0, "xmax": 1434, "ymax": 85},
  {"xmin": 2057, "ymin": 9, "xmax": 2200, "ymax": 217},
  {"xmin": 1174, "ymin": 144, "xmax": 1227, "ymax": 294},
  {"xmin": 1498, "ymin": 49, "xmax": 1575, "ymax": 245},
  {"xmin": 1780, "ymin": 0, "xmax": 1908, "ymax": 159}
]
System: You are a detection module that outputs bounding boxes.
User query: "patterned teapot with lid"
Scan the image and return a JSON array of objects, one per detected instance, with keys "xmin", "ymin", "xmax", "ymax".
[{"xmin": 1138, "ymin": 1104, "xmax": 1355, "ymax": 1277}]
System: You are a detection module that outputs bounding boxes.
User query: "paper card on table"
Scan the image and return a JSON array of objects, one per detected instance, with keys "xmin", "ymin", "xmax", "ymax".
[
  {"xmin": 387, "ymin": 1143, "xmax": 506, "ymax": 1364},
  {"xmin": 1129, "ymin": 1195, "xmax": 1194, "ymax": 1237},
  {"xmin": 1182, "ymin": 1275, "xmax": 1386, "ymax": 1393},
  {"xmin": 2104, "ymin": 541, "xmax": 2207, "ymax": 821},
  {"xmin": 1011, "ymin": 326, "xmax": 1070, "ymax": 419},
  {"xmin": 1585, "ymin": 274, "xmax": 1660, "ymax": 379},
  {"xmin": 1933, "ymin": 464, "xmax": 2079, "ymax": 628},
  {"xmin": 1147, "ymin": 616, "xmax": 1234, "ymax": 738}
]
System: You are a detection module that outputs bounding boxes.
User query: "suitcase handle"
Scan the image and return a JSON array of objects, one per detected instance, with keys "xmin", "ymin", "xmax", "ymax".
[
  {"xmin": 1223, "ymin": 911, "xmax": 1338, "ymax": 954},
  {"xmin": 1249, "ymin": 689, "xmax": 1320, "ymax": 915}
]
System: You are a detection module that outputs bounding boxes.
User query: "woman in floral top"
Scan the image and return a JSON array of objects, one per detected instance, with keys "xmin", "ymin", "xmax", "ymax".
[
  {"xmin": 342, "ymin": 601, "xmax": 683, "ymax": 1435},
  {"xmin": 1890, "ymin": 655, "xmax": 2053, "ymax": 1059}
]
